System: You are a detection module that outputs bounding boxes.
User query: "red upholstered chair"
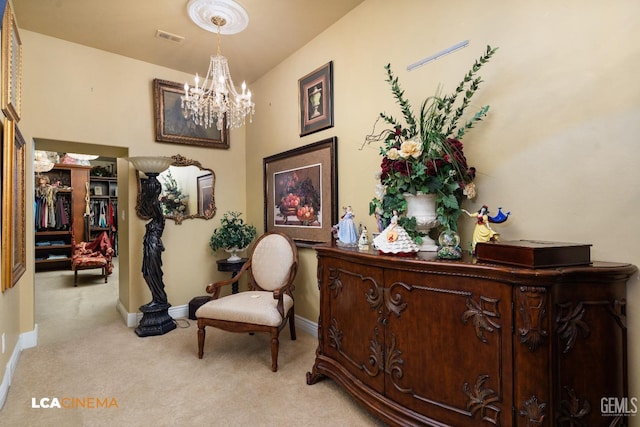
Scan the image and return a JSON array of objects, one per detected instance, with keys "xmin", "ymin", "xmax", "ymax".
[
  {"xmin": 71, "ymin": 231, "xmax": 114, "ymax": 286},
  {"xmin": 196, "ymin": 232, "xmax": 298, "ymax": 372}
]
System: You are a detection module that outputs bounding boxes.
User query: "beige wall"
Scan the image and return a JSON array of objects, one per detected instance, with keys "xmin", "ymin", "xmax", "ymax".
[
  {"xmin": 17, "ymin": 31, "xmax": 251, "ymax": 307},
  {"xmin": 245, "ymin": 0, "xmax": 640, "ymax": 406},
  {"xmin": 23, "ymin": 31, "xmax": 251, "ymax": 305},
  {"xmin": 0, "ymin": 30, "xmax": 249, "ymax": 370},
  {"xmin": 2, "ymin": 0, "xmax": 639, "ymax": 415}
]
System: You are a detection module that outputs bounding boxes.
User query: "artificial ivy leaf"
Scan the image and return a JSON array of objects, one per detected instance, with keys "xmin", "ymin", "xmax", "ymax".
[{"xmin": 440, "ymin": 194, "xmax": 459, "ymax": 209}]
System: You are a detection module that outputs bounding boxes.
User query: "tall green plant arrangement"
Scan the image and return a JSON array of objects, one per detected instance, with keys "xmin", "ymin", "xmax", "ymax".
[{"xmin": 368, "ymin": 45, "xmax": 498, "ymax": 236}]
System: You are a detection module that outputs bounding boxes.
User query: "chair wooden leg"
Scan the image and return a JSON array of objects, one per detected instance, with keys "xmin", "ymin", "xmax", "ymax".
[
  {"xmin": 197, "ymin": 324, "xmax": 205, "ymax": 359},
  {"xmin": 103, "ymin": 267, "xmax": 108, "ymax": 283},
  {"xmin": 289, "ymin": 308, "xmax": 297, "ymax": 341},
  {"xmin": 74, "ymin": 270, "xmax": 78, "ymax": 287},
  {"xmin": 270, "ymin": 330, "xmax": 279, "ymax": 372}
]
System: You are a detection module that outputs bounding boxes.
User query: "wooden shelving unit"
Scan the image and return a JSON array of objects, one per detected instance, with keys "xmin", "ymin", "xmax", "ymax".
[
  {"xmin": 88, "ymin": 176, "xmax": 118, "ymax": 255},
  {"xmin": 34, "ymin": 164, "xmax": 91, "ymax": 271},
  {"xmin": 35, "ymin": 229, "xmax": 73, "ymax": 269}
]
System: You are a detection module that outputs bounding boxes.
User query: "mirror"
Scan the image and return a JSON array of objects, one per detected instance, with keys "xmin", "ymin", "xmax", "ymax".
[{"xmin": 135, "ymin": 154, "xmax": 216, "ymax": 224}]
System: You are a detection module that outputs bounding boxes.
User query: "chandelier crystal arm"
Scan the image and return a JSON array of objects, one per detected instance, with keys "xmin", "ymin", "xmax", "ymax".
[{"xmin": 181, "ymin": 12, "xmax": 254, "ymax": 131}]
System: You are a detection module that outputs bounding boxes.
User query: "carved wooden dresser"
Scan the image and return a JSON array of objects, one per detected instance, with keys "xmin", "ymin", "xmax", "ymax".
[{"xmin": 306, "ymin": 245, "xmax": 637, "ymax": 426}]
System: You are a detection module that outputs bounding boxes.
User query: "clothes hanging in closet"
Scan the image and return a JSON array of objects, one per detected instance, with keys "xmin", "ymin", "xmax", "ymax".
[
  {"xmin": 34, "ymin": 185, "xmax": 71, "ymax": 231},
  {"xmin": 90, "ymin": 200, "xmax": 117, "ymax": 229}
]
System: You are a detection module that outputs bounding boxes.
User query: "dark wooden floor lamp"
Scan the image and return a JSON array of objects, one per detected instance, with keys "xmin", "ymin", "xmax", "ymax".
[{"xmin": 127, "ymin": 156, "xmax": 177, "ymax": 337}]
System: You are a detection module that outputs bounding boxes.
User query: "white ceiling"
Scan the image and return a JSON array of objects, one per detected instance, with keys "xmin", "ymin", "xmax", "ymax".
[{"xmin": 12, "ymin": 0, "xmax": 365, "ymax": 85}]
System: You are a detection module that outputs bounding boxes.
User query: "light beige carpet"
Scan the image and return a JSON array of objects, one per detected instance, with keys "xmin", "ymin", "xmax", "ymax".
[{"xmin": 1, "ymin": 261, "xmax": 385, "ymax": 427}]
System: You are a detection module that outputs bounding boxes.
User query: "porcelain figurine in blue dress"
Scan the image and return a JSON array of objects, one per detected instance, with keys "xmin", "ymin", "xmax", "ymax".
[{"xmin": 337, "ymin": 206, "xmax": 358, "ymax": 246}]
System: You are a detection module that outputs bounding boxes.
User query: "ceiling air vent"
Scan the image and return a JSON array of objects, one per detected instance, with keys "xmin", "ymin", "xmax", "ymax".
[{"xmin": 155, "ymin": 29, "xmax": 185, "ymax": 44}]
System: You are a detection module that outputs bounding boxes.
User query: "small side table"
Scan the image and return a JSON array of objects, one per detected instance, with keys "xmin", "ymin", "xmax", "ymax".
[{"xmin": 216, "ymin": 258, "xmax": 248, "ymax": 294}]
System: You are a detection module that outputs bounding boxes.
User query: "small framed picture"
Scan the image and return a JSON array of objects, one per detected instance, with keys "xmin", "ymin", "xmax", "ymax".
[
  {"xmin": 197, "ymin": 172, "xmax": 215, "ymax": 217},
  {"xmin": 93, "ymin": 186, "xmax": 103, "ymax": 196},
  {"xmin": 299, "ymin": 61, "xmax": 333, "ymax": 137}
]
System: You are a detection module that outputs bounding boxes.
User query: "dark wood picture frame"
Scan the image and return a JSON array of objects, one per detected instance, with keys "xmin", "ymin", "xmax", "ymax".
[
  {"xmin": 197, "ymin": 172, "xmax": 214, "ymax": 216},
  {"xmin": 263, "ymin": 137, "xmax": 337, "ymax": 245},
  {"xmin": 299, "ymin": 61, "xmax": 333, "ymax": 136},
  {"xmin": 153, "ymin": 79, "xmax": 229, "ymax": 149},
  {"xmin": 1, "ymin": 1, "xmax": 22, "ymax": 122},
  {"xmin": 2, "ymin": 120, "xmax": 26, "ymax": 290}
]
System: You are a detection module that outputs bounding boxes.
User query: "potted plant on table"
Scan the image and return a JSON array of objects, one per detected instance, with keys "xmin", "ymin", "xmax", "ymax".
[{"xmin": 209, "ymin": 211, "xmax": 257, "ymax": 262}]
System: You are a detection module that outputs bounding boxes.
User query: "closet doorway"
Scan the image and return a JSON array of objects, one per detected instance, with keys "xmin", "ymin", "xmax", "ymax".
[{"xmin": 33, "ymin": 139, "xmax": 129, "ymax": 345}]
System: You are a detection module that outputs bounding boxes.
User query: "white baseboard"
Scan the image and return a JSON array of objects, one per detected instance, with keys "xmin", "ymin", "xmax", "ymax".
[
  {"xmin": 116, "ymin": 302, "xmax": 191, "ymax": 327},
  {"xmin": 295, "ymin": 314, "xmax": 318, "ymax": 337},
  {"xmin": 169, "ymin": 304, "xmax": 189, "ymax": 320},
  {"xmin": 117, "ymin": 300, "xmax": 138, "ymax": 327},
  {"xmin": 20, "ymin": 326, "xmax": 38, "ymax": 350},
  {"xmin": 116, "ymin": 301, "xmax": 318, "ymax": 337},
  {"xmin": 0, "ymin": 324, "xmax": 39, "ymax": 410}
]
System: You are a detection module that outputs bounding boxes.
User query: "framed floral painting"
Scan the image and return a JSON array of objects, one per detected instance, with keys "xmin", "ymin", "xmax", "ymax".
[{"xmin": 263, "ymin": 137, "xmax": 337, "ymax": 245}]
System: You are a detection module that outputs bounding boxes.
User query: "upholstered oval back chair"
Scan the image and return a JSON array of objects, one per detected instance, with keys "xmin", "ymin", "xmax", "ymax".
[{"xmin": 195, "ymin": 232, "xmax": 298, "ymax": 372}]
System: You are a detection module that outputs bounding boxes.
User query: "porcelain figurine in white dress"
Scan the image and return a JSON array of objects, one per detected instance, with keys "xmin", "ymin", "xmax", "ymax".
[{"xmin": 372, "ymin": 211, "xmax": 419, "ymax": 255}]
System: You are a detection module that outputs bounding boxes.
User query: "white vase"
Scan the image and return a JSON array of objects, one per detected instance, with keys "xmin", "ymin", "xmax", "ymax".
[
  {"xmin": 403, "ymin": 192, "xmax": 439, "ymax": 252},
  {"xmin": 224, "ymin": 247, "xmax": 246, "ymax": 262}
]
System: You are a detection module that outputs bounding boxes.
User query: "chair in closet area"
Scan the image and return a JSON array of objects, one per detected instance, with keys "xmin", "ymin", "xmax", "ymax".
[{"xmin": 71, "ymin": 230, "xmax": 114, "ymax": 286}]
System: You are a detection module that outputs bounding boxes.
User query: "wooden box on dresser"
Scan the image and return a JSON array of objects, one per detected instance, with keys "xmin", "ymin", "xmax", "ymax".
[{"xmin": 306, "ymin": 245, "xmax": 637, "ymax": 426}]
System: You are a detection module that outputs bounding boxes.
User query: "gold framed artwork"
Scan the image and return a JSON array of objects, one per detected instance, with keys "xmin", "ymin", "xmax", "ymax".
[
  {"xmin": 2, "ymin": 120, "xmax": 27, "ymax": 291},
  {"xmin": 263, "ymin": 137, "xmax": 337, "ymax": 245},
  {"xmin": 1, "ymin": 1, "xmax": 22, "ymax": 122},
  {"xmin": 153, "ymin": 79, "xmax": 229, "ymax": 149}
]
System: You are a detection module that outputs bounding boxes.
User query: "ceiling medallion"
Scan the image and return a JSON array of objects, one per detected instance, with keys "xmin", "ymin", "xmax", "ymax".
[{"xmin": 186, "ymin": 0, "xmax": 249, "ymax": 34}]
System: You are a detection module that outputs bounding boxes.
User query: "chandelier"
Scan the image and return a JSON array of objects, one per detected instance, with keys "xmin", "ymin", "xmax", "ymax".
[
  {"xmin": 181, "ymin": 1, "xmax": 254, "ymax": 131},
  {"xmin": 34, "ymin": 150, "xmax": 55, "ymax": 173}
]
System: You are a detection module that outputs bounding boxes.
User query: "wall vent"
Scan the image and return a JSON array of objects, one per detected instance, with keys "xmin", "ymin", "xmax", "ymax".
[{"xmin": 155, "ymin": 29, "xmax": 185, "ymax": 44}]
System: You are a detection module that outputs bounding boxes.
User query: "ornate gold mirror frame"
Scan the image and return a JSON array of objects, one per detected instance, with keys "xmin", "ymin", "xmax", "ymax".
[{"xmin": 135, "ymin": 154, "xmax": 216, "ymax": 224}]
